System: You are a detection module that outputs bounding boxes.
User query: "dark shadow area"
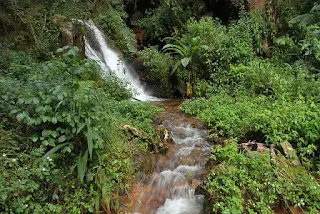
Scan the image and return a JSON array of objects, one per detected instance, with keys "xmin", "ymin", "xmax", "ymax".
[{"xmin": 204, "ymin": 0, "xmax": 247, "ymax": 24}]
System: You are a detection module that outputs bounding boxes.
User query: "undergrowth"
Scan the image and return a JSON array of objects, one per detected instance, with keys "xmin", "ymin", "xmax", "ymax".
[{"xmin": 0, "ymin": 48, "xmax": 162, "ymax": 213}]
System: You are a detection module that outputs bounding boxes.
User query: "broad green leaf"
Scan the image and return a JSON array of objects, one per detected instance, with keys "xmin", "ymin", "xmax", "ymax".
[
  {"xmin": 16, "ymin": 113, "xmax": 24, "ymax": 121},
  {"xmin": 86, "ymin": 125, "xmax": 93, "ymax": 159},
  {"xmin": 191, "ymin": 36, "xmax": 201, "ymax": 45},
  {"xmin": 32, "ymin": 134, "xmax": 39, "ymax": 142},
  {"xmin": 51, "ymin": 131, "xmax": 59, "ymax": 138},
  {"xmin": 73, "ymin": 46, "xmax": 80, "ymax": 52},
  {"xmin": 53, "ymin": 194, "xmax": 59, "ymax": 200},
  {"xmin": 42, "ymin": 116, "xmax": 48, "ymax": 122},
  {"xmin": 32, "ymin": 97, "xmax": 40, "ymax": 105},
  {"xmin": 77, "ymin": 150, "xmax": 88, "ymax": 183},
  {"xmin": 200, "ymin": 45, "xmax": 209, "ymax": 50},
  {"xmin": 57, "ymin": 94, "xmax": 63, "ymax": 101},
  {"xmin": 52, "ymin": 117, "xmax": 58, "ymax": 124},
  {"xmin": 56, "ymin": 48, "xmax": 64, "ymax": 53},
  {"xmin": 181, "ymin": 57, "xmax": 191, "ymax": 67},
  {"xmin": 42, "ymin": 142, "xmax": 70, "ymax": 159},
  {"xmin": 18, "ymin": 98, "xmax": 25, "ymax": 104},
  {"xmin": 58, "ymin": 135, "xmax": 67, "ymax": 143}
]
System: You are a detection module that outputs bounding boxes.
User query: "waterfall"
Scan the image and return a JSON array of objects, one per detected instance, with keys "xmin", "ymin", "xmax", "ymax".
[{"xmin": 84, "ymin": 21, "xmax": 157, "ymax": 101}]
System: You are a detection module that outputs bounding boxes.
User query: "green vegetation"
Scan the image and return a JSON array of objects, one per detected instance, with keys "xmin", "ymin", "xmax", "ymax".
[
  {"xmin": 1, "ymin": 0, "xmax": 320, "ymax": 213},
  {"xmin": 0, "ymin": 0, "xmax": 136, "ymax": 59},
  {"xmin": 206, "ymin": 141, "xmax": 320, "ymax": 213},
  {"xmin": 163, "ymin": 36, "xmax": 209, "ymax": 97},
  {"xmin": 0, "ymin": 48, "xmax": 162, "ymax": 213},
  {"xmin": 135, "ymin": 0, "xmax": 205, "ymax": 42},
  {"xmin": 179, "ymin": 1, "xmax": 320, "ymax": 212},
  {"xmin": 138, "ymin": 47, "xmax": 175, "ymax": 97},
  {"xmin": 97, "ymin": 6, "xmax": 137, "ymax": 58}
]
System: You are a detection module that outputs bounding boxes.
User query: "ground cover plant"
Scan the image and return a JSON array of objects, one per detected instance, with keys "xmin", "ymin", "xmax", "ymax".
[
  {"xmin": 1, "ymin": 0, "xmax": 320, "ymax": 213},
  {"xmin": 205, "ymin": 141, "xmax": 320, "ymax": 214},
  {"xmin": 179, "ymin": 1, "xmax": 320, "ymax": 212},
  {"xmin": 0, "ymin": 48, "xmax": 162, "ymax": 213}
]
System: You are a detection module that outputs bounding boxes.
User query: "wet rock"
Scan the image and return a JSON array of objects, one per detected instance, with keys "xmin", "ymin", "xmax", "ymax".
[
  {"xmin": 195, "ymin": 185, "xmax": 213, "ymax": 214},
  {"xmin": 154, "ymin": 127, "xmax": 170, "ymax": 142},
  {"xmin": 239, "ymin": 141, "xmax": 270, "ymax": 154},
  {"xmin": 53, "ymin": 14, "xmax": 85, "ymax": 58},
  {"xmin": 280, "ymin": 141, "xmax": 300, "ymax": 166},
  {"xmin": 158, "ymin": 142, "xmax": 169, "ymax": 154}
]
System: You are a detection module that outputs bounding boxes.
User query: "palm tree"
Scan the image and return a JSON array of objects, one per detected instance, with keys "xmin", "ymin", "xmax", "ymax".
[{"xmin": 162, "ymin": 36, "xmax": 208, "ymax": 97}]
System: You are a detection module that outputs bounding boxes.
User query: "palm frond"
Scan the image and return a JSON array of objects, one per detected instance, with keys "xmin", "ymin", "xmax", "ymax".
[
  {"xmin": 171, "ymin": 60, "xmax": 182, "ymax": 75},
  {"xmin": 163, "ymin": 37, "xmax": 188, "ymax": 52},
  {"xmin": 162, "ymin": 44, "xmax": 187, "ymax": 56}
]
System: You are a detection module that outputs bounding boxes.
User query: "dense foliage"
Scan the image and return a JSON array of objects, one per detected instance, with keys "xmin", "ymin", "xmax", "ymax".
[
  {"xmin": 178, "ymin": 1, "xmax": 320, "ymax": 212},
  {"xmin": 0, "ymin": 0, "xmax": 136, "ymax": 58},
  {"xmin": 0, "ymin": 48, "xmax": 162, "ymax": 213},
  {"xmin": 1, "ymin": 0, "xmax": 320, "ymax": 213},
  {"xmin": 138, "ymin": 46, "xmax": 176, "ymax": 97},
  {"xmin": 206, "ymin": 141, "xmax": 320, "ymax": 213}
]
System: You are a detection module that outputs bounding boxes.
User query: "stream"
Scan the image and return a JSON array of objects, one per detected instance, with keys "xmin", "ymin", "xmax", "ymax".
[
  {"xmin": 84, "ymin": 22, "xmax": 305, "ymax": 214},
  {"xmin": 84, "ymin": 22, "xmax": 214, "ymax": 213},
  {"xmin": 128, "ymin": 100, "xmax": 213, "ymax": 214}
]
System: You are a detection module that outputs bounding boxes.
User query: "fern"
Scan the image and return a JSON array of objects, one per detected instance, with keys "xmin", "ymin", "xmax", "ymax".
[
  {"xmin": 290, "ymin": 3, "xmax": 320, "ymax": 26},
  {"xmin": 310, "ymin": 3, "xmax": 320, "ymax": 12}
]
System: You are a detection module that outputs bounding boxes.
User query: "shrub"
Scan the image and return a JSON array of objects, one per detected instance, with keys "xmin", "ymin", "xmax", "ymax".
[
  {"xmin": 135, "ymin": 0, "xmax": 201, "ymax": 42},
  {"xmin": 138, "ymin": 46, "xmax": 177, "ymax": 97},
  {"xmin": 0, "ymin": 49, "xmax": 162, "ymax": 213},
  {"xmin": 205, "ymin": 142, "xmax": 320, "ymax": 213},
  {"xmin": 97, "ymin": 7, "xmax": 137, "ymax": 58},
  {"xmin": 182, "ymin": 94, "xmax": 320, "ymax": 168}
]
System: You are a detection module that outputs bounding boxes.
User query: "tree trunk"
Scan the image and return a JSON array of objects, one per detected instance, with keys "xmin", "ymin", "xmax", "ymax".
[{"xmin": 189, "ymin": 60, "xmax": 195, "ymax": 98}]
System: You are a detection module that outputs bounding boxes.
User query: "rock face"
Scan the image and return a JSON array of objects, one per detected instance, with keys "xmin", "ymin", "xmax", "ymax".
[
  {"xmin": 280, "ymin": 141, "xmax": 300, "ymax": 166},
  {"xmin": 53, "ymin": 14, "xmax": 85, "ymax": 58}
]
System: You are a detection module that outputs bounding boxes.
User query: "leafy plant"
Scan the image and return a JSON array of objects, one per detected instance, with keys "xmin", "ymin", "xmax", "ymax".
[
  {"xmin": 97, "ymin": 6, "xmax": 137, "ymax": 58},
  {"xmin": 289, "ymin": 3, "xmax": 320, "ymax": 27},
  {"xmin": 0, "ymin": 48, "xmax": 162, "ymax": 213},
  {"xmin": 163, "ymin": 36, "xmax": 208, "ymax": 97},
  {"xmin": 205, "ymin": 142, "xmax": 320, "ymax": 213},
  {"xmin": 138, "ymin": 46, "xmax": 176, "ymax": 97},
  {"xmin": 182, "ymin": 93, "xmax": 320, "ymax": 168}
]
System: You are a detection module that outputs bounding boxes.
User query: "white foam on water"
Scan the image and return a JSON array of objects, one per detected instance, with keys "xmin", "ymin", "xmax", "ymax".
[
  {"xmin": 83, "ymin": 21, "xmax": 159, "ymax": 101},
  {"xmin": 175, "ymin": 165, "xmax": 203, "ymax": 175},
  {"xmin": 156, "ymin": 195, "xmax": 204, "ymax": 214}
]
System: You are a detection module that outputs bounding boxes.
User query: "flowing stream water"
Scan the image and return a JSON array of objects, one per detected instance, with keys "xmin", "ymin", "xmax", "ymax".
[
  {"xmin": 83, "ymin": 22, "xmax": 305, "ymax": 214},
  {"xmin": 129, "ymin": 101, "xmax": 213, "ymax": 214},
  {"xmin": 84, "ymin": 23, "xmax": 213, "ymax": 213}
]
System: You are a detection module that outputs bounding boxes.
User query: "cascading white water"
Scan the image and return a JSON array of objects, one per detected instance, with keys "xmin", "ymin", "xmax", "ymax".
[
  {"xmin": 153, "ymin": 124, "xmax": 210, "ymax": 214},
  {"xmin": 84, "ymin": 21, "xmax": 157, "ymax": 101},
  {"xmin": 131, "ymin": 107, "xmax": 212, "ymax": 214},
  {"xmin": 81, "ymin": 21, "xmax": 211, "ymax": 213}
]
